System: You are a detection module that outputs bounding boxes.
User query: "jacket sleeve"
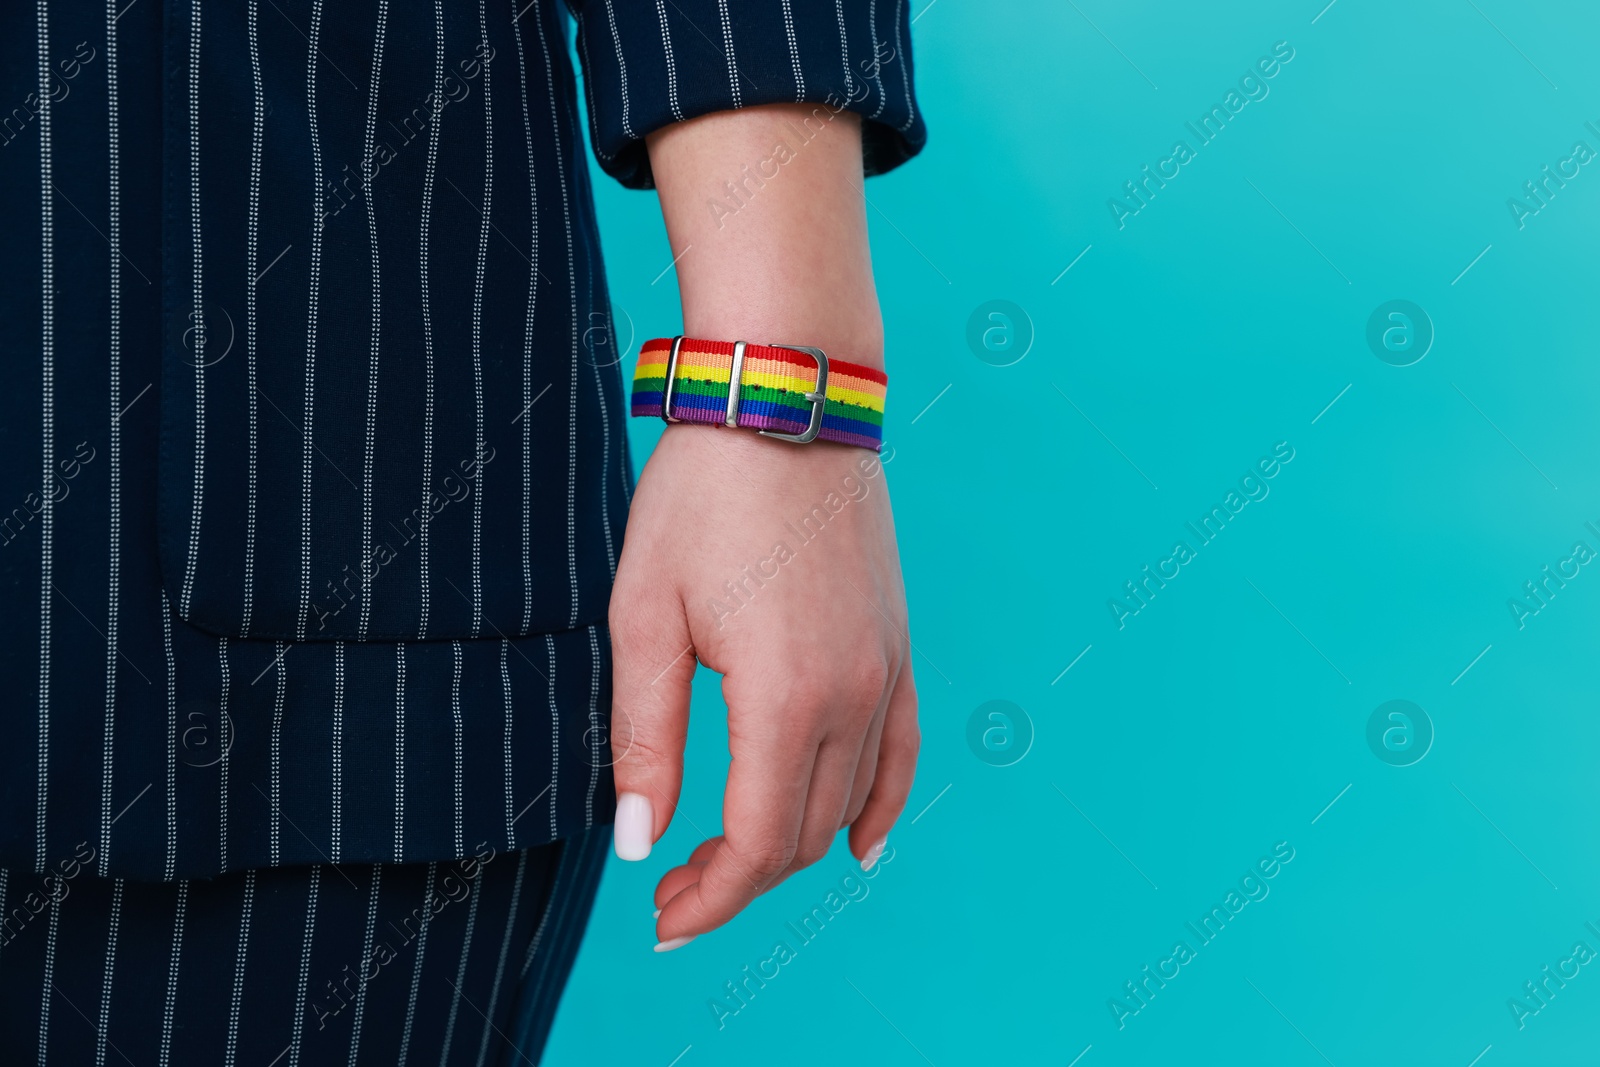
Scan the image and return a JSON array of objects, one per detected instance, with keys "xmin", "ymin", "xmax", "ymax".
[{"xmin": 567, "ymin": 0, "xmax": 926, "ymax": 189}]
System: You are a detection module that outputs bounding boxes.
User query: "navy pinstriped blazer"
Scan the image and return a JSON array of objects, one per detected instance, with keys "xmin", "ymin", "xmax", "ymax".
[{"xmin": 0, "ymin": 0, "xmax": 922, "ymax": 883}]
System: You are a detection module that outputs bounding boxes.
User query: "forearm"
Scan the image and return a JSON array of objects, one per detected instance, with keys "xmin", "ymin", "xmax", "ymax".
[{"xmin": 646, "ymin": 103, "xmax": 884, "ymax": 371}]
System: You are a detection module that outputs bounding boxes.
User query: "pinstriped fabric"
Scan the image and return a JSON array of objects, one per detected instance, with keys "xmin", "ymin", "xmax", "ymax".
[
  {"xmin": 222, "ymin": 870, "xmax": 253, "ymax": 1067},
  {"xmin": 395, "ymin": 861, "xmax": 435, "ymax": 1062},
  {"xmin": 296, "ymin": 0, "xmax": 328, "ymax": 644},
  {"xmin": 178, "ymin": 0, "xmax": 205, "ymax": 620},
  {"xmin": 38, "ymin": 891, "xmax": 58, "ymax": 1063},
  {"xmin": 158, "ymin": 880, "xmax": 188, "ymax": 1067},
  {"xmin": 585, "ymin": 625, "xmax": 601, "ymax": 828},
  {"xmin": 288, "ymin": 865, "xmax": 320, "ymax": 1067},
  {"xmin": 894, "ymin": 0, "xmax": 916, "ymax": 133},
  {"xmin": 469, "ymin": 0, "xmax": 494, "ymax": 639},
  {"xmin": 218, "ymin": 637, "xmax": 232, "ymax": 871},
  {"xmin": 358, "ymin": 0, "xmax": 392, "ymax": 643},
  {"xmin": 271, "ymin": 641, "xmax": 287, "ymax": 867},
  {"xmin": 395, "ymin": 644, "xmax": 407, "ymax": 861},
  {"xmin": 833, "ymin": 0, "xmax": 853, "ymax": 97},
  {"xmin": 867, "ymin": 0, "xmax": 886, "ymax": 120},
  {"xmin": 346, "ymin": 865, "xmax": 381, "ymax": 1064},
  {"xmin": 242, "ymin": 0, "xmax": 264, "ymax": 638},
  {"xmin": 500, "ymin": 640, "xmax": 515, "ymax": 845},
  {"xmin": 511, "ymin": 0, "xmax": 541, "ymax": 637},
  {"xmin": 602, "ymin": 1, "xmax": 635, "ymax": 140},
  {"xmin": 451, "ymin": 643, "xmax": 464, "ymax": 857},
  {"xmin": 436, "ymin": 871, "xmax": 480, "ymax": 1066},
  {"xmin": 717, "ymin": 0, "xmax": 742, "ymax": 108},
  {"xmin": 544, "ymin": 635, "xmax": 560, "ymax": 839},
  {"xmin": 99, "ymin": 0, "xmax": 123, "ymax": 878},
  {"xmin": 332, "ymin": 642, "xmax": 345, "ymax": 863},
  {"xmin": 162, "ymin": 593, "xmax": 177, "ymax": 881},
  {"xmin": 526, "ymin": 1, "xmax": 583, "ymax": 632},
  {"xmin": 653, "ymin": 0, "xmax": 684, "ymax": 121},
  {"xmin": 473, "ymin": 848, "xmax": 526, "ymax": 1067},
  {"xmin": 34, "ymin": 0, "xmax": 55, "ymax": 877},
  {"xmin": 93, "ymin": 878, "xmax": 122, "ymax": 1067},
  {"xmin": 415, "ymin": 0, "xmax": 445, "ymax": 642},
  {"xmin": 0, "ymin": 831, "xmax": 606, "ymax": 1064},
  {"xmin": 568, "ymin": 0, "xmax": 924, "ymax": 187}
]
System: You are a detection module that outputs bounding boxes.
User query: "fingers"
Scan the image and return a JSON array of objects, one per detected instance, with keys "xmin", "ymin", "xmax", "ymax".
[
  {"xmin": 847, "ymin": 661, "xmax": 919, "ymax": 865},
  {"xmin": 608, "ymin": 585, "xmax": 697, "ymax": 862},
  {"xmin": 654, "ymin": 702, "xmax": 817, "ymax": 940}
]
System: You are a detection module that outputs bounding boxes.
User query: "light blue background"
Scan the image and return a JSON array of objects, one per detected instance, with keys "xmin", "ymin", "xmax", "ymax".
[{"xmin": 549, "ymin": 2, "xmax": 1600, "ymax": 1064}]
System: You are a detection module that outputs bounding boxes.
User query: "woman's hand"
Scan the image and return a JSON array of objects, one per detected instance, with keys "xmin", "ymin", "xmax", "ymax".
[
  {"xmin": 608, "ymin": 101, "xmax": 918, "ymax": 948},
  {"xmin": 608, "ymin": 424, "xmax": 918, "ymax": 948}
]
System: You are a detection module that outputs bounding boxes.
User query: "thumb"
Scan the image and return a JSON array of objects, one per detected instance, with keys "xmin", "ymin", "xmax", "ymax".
[{"xmin": 608, "ymin": 588, "xmax": 695, "ymax": 862}]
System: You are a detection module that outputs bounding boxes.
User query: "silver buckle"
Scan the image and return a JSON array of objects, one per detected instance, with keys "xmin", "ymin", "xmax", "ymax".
[
  {"xmin": 659, "ymin": 335, "xmax": 686, "ymax": 423},
  {"xmin": 663, "ymin": 337, "xmax": 829, "ymax": 444},
  {"xmin": 754, "ymin": 343, "xmax": 829, "ymax": 444}
]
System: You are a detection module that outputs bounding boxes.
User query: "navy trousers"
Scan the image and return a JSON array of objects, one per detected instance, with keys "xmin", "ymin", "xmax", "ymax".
[{"xmin": 0, "ymin": 824, "xmax": 609, "ymax": 1065}]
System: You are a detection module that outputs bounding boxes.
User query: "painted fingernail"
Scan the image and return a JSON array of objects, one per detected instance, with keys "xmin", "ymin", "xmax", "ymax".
[
  {"xmin": 614, "ymin": 793, "xmax": 654, "ymax": 861},
  {"xmin": 652, "ymin": 909, "xmax": 661, "ymax": 919},
  {"xmin": 655, "ymin": 935, "xmax": 696, "ymax": 953},
  {"xmin": 861, "ymin": 837, "xmax": 887, "ymax": 871}
]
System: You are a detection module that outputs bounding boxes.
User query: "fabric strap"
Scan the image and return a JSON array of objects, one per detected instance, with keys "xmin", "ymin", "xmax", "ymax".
[{"xmin": 630, "ymin": 337, "xmax": 887, "ymax": 450}]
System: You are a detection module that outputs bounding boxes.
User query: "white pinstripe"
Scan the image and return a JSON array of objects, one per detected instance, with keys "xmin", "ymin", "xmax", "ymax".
[
  {"xmin": 162, "ymin": 592, "xmax": 177, "ymax": 880},
  {"xmin": 868, "ymin": 0, "xmax": 887, "ymax": 119},
  {"xmin": 603, "ymin": 0, "xmax": 636, "ymax": 139},
  {"xmin": 895, "ymin": 0, "xmax": 915, "ymax": 133},
  {"xmin": 575, "ymin": 14, "xmax": 613, "ymax": 164},
  {"xmin": 35, "ymin": 0, "xmax": 56, "ymax": 876},
  {"xmin": 287, "ymin": 867, "xmax": 321, "ymax": 1067},
  {"xmin": 717, "ymin": 0, "xmax": 742, "ymax": 108},
  {"xmin": 93, "ymin": 879, "xmax": 122, "ymax": 1067},
  {"xmin": 585, "ymin": 624, "xmax": 600, "ymax": 828},
  {"xmin": 242, "ymin": 0, "xmax": 265, "ymax": 638},
  {"xmin": 347, "ymin": 865, "xmax": 382, "ymax": 1065},
  {"xmin": 780, "ymin": 0, "xmax": 804, "ymax": 100},
  {"xmin": 544, "ymin": 635, "xmax": 560, "ymax": 838},
  {"xmin": 529, "ymin": 9, "xmax": 581, "ymax": 630},
  {"xmin": 584, "ymin": 261, "xmax": 615, "ymax": 581},
  {"xmin": 180, "ymin": 0, "xmax": 207, "ymax": 618},
  {"xmin": 38, "ymin": 887, "xmax": 60, "ymax": 1064},
  {"xmin": 100, "ymin": 0, "xmax": 123, "ymax": 876},
  {"xmin": 469, "ymin": 0, "xmax": 494, "ymax": 638},
  {"xmin": 395, "ymin": 642, "xmax": 406, "ymax": 860},
  {"xmin": 396, "ymin": 862, "xmax": 436, "ymax": 1064},
  {"xmin": 654, "ymin": 0, "xmax": 685, "ymax": 121},
  {"xmin": 500, "ymin": 639, "xmax": 514, "ymax": 844},
  {"xmin": 297, "ymin": 0, "xmax": 329, "ymax": 642},
  {"xmin": 158, "ymin": 880, "xmax": 189, "ymax": 1067},
  {"xmin": 834, "ymin": 0, "xmax": 854, "ymax": 96},
  {"xmin": 511, "ymin": 0, "xmax": 542, "ymax": 635},
  {"xmin": 218, "ymin": 636, "xmax": 232, "ymax": 871},
  {"xmin": 271, "ymin": 640, "xmax": 287, "ymax": 866},
  {"xmin": 332, "ymin": 641, "xmax": 345, "ymax": 862},
  {"xmin": 358, "ymin": 0, "xmax": 391, "ymax": 642},
  {"xmin": 437, "ymin": 872, "xmax": 483, "ymax": 1067},
  {"xmin": 473, "ymin": 849, "xmax": 528, "ymax": 1067},
  {"xmin": 0, "ymin": 869, "xmax": 8, "ymax": 970},
  {"xmin": 451, "ymin": 642, "xmax": 464, "ymax": 855},
  {"xmin": 416, "ymin": 0, "xmax": 445, "ymax": 641},
  {"xmin": 223, "ymin": 871, "xmax": 255, "ymax": 1067}
]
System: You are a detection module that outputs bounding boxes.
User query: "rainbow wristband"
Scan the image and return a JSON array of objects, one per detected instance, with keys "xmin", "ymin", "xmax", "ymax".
[{"xmin": 631, "ymin": 336, "xmax": 886, "ymax": 451}]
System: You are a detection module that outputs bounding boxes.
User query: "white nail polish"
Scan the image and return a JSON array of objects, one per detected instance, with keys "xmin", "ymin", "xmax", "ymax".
[
  {"xmin": 652, "ymin": 909, "xmax": 661, "ymax": 919},
  {"xmin": 654, "ymin": 935, "xmax": 696, "ymax": 953},
  {"xmin": 614, "ymin": 792, "xmax": 654, "ymax": 861},
  {"xmin": 861, "ymin": 837, "xmax": 887, "ymax": 871}
]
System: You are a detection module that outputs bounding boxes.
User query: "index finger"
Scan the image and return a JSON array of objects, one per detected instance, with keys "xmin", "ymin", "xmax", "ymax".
[{"xmin": 655, "ymin": 710, "xmax": 818, "ymax": 943}]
